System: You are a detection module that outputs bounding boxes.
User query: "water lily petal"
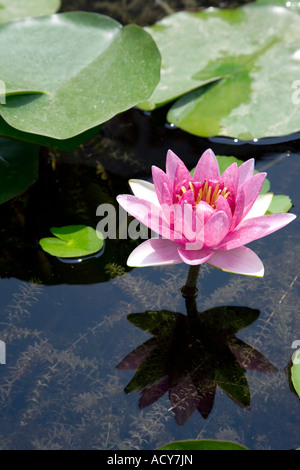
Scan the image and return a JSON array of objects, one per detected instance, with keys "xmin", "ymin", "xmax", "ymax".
[
  {"xmin": 166, "ymin": 149, "xmax": 190, "ymax": 187},
  {"xmin": 208, "ymin": 246, "xmax": 264, "ymax": 277},
  {"xmin": 220, "ymin": 162, "xmax": 238, "ymax": 200},
  {"xmin": 151, "ymin": 165, "xmax": 173, "ymax": 205},
  {"xmin": 238, "ymin": 158, "xmax": 255, "ymax": 185},
  {"xmin": 239, "ymin": 172, "xmax": 267, "ymax": 218},
  {"xmin": 127, "ymin": 238, "xmax": 183, "ymax": 266},
  {"xmin": 195, "ymin": 200, "xmax": 215, "ymax": 224},
  {"xmin": 175, "ymin": 202, "xmax": 200, "ymax": 243},
  {"xmin": 243, "ymin": 193, "xmax": 273, "ymax": 220},
  {"xmin": 177, "ymin": 246, "xmax": 213, "ymax": 265},
  {"xmin": 204, "ymin": 210, "xmax": 230, "ymax": 248},
  {"xmin": 117, "ymin": 194, "xmax": 184, "ymax": 241},
  {"xmin": 218, "ymin": 212, "xmax": 297, "ymax": 250},
  {"xmin": 129, "ymin": 179, "xmax": 160, "ymax": 207},
  {"xmin": 177, "ymin": 189, "xmax": 194, "ymax": 206},
  {"xmin": 230, "ymin": 189, "xmax": 245, "ymax": 229},
  {"xmin": 192, "ymin": 148, "xmax": 220, "ymax": 182},
  {"xmin": 215, "ymin": 195, "xmax": 233, "ymax": 226}
]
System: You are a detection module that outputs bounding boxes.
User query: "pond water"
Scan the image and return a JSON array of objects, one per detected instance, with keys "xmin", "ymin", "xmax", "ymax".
[{"xmin": 0, "ymin": 0, "xmax": 299, "ymax": 451}]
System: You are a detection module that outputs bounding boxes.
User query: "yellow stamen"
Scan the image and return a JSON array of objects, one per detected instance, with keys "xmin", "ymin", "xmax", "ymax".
[
  {"xmin": 178, "ymin": 180, "xmax": 231, "ymax": 209},
  {"xmin": 203, "ymin": 181, "xmax": 208, "ymax": 199},
  {"xmin": 219, "ymin": 187, "xmax": 231, "ymax": 201},
  {"xmin": 195, "ymin": 187, "xmax": 203, "ymax": 205},
  {"xmin": 206, "ymin": 185, "xmax": 212, "ymax": 204},
  {"xmin": 211, "ymin": 184, "xmax": 220, "ymax": 207}
]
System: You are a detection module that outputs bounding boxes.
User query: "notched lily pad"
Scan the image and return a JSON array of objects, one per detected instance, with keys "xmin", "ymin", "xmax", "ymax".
[
  {"xmin": 142, "ymin": 4, "xmax": 300, "ymax": 139},
  {"xmin": 39, "ymin": 225, "xmax": 104, "ymax": 258},
  {"xmin": 0, "ymin": 12, "xmax": 161, "ymax": 141}
]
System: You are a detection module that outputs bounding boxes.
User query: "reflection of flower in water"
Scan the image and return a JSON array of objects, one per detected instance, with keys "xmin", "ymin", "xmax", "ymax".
[{"xmin": 117, "ymin": 306, "xmax": 277, "ymax": 425}]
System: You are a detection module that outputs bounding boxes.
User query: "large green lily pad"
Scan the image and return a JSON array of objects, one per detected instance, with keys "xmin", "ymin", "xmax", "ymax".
[
  {"xmin": 0, "ymin": 12, "xmax": 161, "ymax": 140},
  {"xmin": 140, "ymin": 4, "xmax": 300, "ymax": 140},
  {"xmin": 0, "ymin": 137, "xmax": 39, "ymax": 204},
  {"xmin": 0, "ymin": 0, "xmax": 61, "ymax": 23}
]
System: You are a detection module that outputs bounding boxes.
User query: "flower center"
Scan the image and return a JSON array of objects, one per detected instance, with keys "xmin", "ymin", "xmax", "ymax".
[{"xmin": 179, "ymin": 180, "xmax": 230, "ymax": 209}]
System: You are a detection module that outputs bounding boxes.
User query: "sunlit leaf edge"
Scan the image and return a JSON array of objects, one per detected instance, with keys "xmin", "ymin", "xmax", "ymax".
[
  {"xmin": 157, "ymin": 439, "xmax": 248, "ymax": 450},
  {"xmin": 291, "ymin": 351, "xmax": 300, "ymax": 398}
]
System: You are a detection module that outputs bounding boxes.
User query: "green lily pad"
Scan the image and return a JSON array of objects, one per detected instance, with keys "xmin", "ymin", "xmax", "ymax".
[
  {"xmin": 158, "ymin": 439, "xmax": 248, "ymax": 450},
  {"xmin": 266, "ymin": 194, "xmax": 293, "ymax": 214},
  {"xmin": 291, "ymin": 350, "xmax": 300, "ymax": 397},
  {"xmin": 0, "ymin": 0, "xmax": 61, "ymax": 23},
  {"xmin": 0, "ymin": 115, "xmax": 102, "ymax": 151},
  {"xmin": 0, "ymin": 137, "xmax": 39, "ymax": 204},
  {"xmin": 141, "ymin": 4, "xmax": 300, "ymax": 140},
  {"xmin": 0, "ymin": 12, "xmax": 161, "ymax": 140},
  {"xmin": 39, "ymin": 225, "xmax": 104, "ymax": 258}
]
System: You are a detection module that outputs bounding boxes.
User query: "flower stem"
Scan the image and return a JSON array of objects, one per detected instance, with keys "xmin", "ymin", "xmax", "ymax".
[
  {"xmin": 181, "ymin": 265, "xmax": 200, "ymax": 318},
  {"xmin": 181, "ymin": 265, "xmax": 200, "ymax": 299}
]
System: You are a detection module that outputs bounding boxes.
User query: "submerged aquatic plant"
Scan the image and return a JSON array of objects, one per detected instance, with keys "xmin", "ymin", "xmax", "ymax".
[{"xmin": 117, "ymin": 149, "xmax": 296, "ymax": 277}]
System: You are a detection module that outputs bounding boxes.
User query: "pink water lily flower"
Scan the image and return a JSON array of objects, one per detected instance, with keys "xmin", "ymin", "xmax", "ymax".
[{"xmin": 117, "ymin": 149, "xmax": 296, "ymax": 276}]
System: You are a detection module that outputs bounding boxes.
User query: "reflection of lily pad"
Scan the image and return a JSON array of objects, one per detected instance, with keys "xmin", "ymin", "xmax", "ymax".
[
  {"xmin": 0, "ymin": 0, "xmax": 61, "ymax": 23},
  {"xmin": 0, "ymin": 137, "xmax": 39, "ymax": 204},
  {"xmin": 0, "ymin": 12, "xmax": 160, "ymax": 141},
  {"xmin": 118, "ymin": 306, "xmax": 276, "ymax": 425},
  {"xmin": 39, "ymin": 225, "xmax": 104, "ymax": 258},
  {"xmin": 141, "ymin": 4, "xmax": 300, "ymax": 139}
]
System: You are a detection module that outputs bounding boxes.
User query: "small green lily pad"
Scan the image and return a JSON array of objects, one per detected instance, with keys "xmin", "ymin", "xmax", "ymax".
[
  {"xmin": 158, "ymin": 439, "xmax": 248, "ymax": 450},
  {"xmin": 291, "ymin": 350, "xmax": 300, "ymax": 397},
  {"xmin": 39, "ymin": 225, "xmax": 104, "ymax": 258},
  {"xmin": 266, "ymin": 194, "xmax": 293, "ymax": 214}
]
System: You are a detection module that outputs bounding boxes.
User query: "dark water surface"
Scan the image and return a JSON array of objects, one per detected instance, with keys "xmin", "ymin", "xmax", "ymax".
[{"xmin": 0, "ymin": 0, "xmax": 299, "ymax": 451}]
